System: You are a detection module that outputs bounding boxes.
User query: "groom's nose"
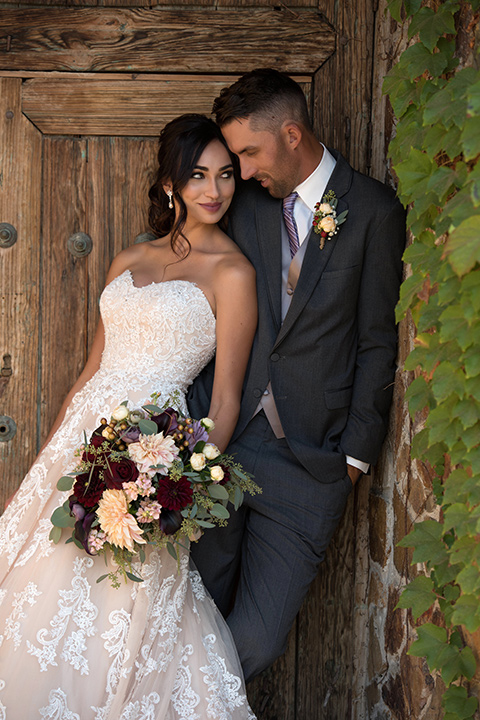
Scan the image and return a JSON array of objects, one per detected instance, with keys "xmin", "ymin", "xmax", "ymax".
[{"xmin": 239, "ymin": 158, "xmax": 256, "ymax": 181}]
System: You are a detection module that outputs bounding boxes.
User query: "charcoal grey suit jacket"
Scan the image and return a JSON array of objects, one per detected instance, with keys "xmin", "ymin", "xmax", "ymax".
[{"xmin": 188, "ymin": 150, "xmax": 406, "ymax": 484}]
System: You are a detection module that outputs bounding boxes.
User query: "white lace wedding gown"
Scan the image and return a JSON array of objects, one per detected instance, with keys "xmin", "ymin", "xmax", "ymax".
[{"xmin": 0, "ymin": 270, "xmax": 255, "ymax": 720}]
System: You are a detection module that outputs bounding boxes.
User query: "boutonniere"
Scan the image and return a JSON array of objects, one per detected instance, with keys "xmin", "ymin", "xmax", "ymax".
[{"xmin": 312, "ymin": 190, "xmax": 348, "ymax": 250}]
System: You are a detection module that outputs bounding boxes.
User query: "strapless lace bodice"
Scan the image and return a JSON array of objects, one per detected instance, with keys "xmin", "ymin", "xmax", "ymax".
[
  {"xmin": 99, "ymin": 270, "xmax": 216, "ymax": 398},
  {"xmin": 48, "ymin": 270, "xmax": 216, "ymax": 465}
]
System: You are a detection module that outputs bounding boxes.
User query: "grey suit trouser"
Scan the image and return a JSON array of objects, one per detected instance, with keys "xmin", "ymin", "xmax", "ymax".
[{"xmin": 190, "ymin": 411, "xmax": 353, "ymax": 683}]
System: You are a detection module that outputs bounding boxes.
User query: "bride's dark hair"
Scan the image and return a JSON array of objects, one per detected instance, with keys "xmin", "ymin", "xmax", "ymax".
[{"xmin": 148, "ymin": 114, "xmax": 237, "ymax": 258}]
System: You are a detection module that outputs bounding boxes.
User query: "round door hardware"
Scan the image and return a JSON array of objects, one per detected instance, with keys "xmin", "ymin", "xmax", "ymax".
[
  {"xmin": 0, "ymin": 223, "xmax": 17, "ymax": 248},
  {"xmin": 67, "ymin": 232, "xmax": 93, "ymax": 258}
]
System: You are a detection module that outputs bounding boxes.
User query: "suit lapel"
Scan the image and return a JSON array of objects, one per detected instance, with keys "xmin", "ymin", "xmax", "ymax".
[
  {"xmin": 273, "ymin": 151, "xmax": 353, "ymax": 349},
  {"xmin": 254, "ymin": 194, "xmax": 283, "ymax": 331}
]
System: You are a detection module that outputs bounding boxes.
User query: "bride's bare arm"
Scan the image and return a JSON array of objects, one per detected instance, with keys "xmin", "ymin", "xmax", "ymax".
[{"xmin": 207, "ymin": 258, "xmax": 257, "ymax": 452}]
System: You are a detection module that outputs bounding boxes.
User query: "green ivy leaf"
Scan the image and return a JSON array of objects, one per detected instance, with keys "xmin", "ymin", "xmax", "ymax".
[
  {"xmin": 442, "ymin": 684, "xmax": 478, "ymax": 718},
  {"xmin": 408, "ymin": 623, "xmax": 453, "ymax": 669},
  {"xmin": 398, "ymin": 519, "xmax": 447, "ymax": 565},
  {"xmin": 455, "ymin": 563, "xmax": 480, "ymax": 595},
  {"xmin": 431, "ymin": 361, "xmax": 465, "ymax": 402},
  {"xmin": 405, "ymin": 375, "xmax": 432, "ymax": 418},
  {"xmin": 396, "ymin": 575, "xmax": 436, "ymax": 619},
  {"xmin": 451, "ymin": 594, "xmax": 480, "ymax": 632},
  {"xmin": 442, "ymin": 645, "xmax": 477, "ymax": 686},
  {"xmin": 446, "ymin": 214, "xmax": 480, "ymax": 275},
  {"xmin": 408, "ymin": 6, "xmax": 455, "ymax": 51},
  {"xmin": 461, "ymin": 116, "xmax": 480, "ymax": 161}
]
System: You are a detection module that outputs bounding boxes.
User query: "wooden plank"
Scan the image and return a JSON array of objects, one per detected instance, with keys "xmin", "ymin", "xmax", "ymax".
[
  {"xmin": 296, "ymin": 497, "xmax": 355, "ymax": 719},
  {"xmin": 22, "ymin": 79, "xmax": 240, "ymax": 136},
  {"xmin": 312, "ymin": 0, "xmax": 375, "ymax": 173},
  {"xmin": 0, "ymin": 0, "xmax": 319, "ymax": 8},
  {"xmin": 0, "ymin": 7, "xmax": 335, "ymax": 74},
  {"xmin": 39, "ymin": 138, "xmax": 89, "ymax": 440},
  {"xmin": 22, "ymin": 77, "xmax": 313, "ymax": 137},
  {"xmin": 0, "ymin": 78, "xmax": 42, "ymax": 509},
  {"xmin": 85, "ymin": 136, "xmax": 157, "ymax": 349}
]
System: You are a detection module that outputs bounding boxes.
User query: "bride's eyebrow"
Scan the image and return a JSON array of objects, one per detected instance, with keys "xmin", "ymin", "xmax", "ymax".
[{"xmin": 193, "ymin": 164, "xmax": 234, "ymax": 171}]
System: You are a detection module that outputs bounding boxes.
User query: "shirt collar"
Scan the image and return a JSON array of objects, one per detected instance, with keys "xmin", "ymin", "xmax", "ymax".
[{"xmin": 294, "ymin": 145, "xmax": 337, "ymax": 213}]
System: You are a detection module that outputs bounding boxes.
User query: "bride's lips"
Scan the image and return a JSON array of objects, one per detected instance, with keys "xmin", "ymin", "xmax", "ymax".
[{"xmin": 199, "ymin": 202, "xmax": 223, "ymax": 213}]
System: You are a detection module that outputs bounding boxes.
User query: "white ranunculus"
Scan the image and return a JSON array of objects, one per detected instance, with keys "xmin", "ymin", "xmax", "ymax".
[
  {"xmin": 111, "ymin": 405, "xmax": 129, "ymax": 422},
  {"xmin": 210, "ymin": 465, "xmax": 225, "ymax": 483},
  {"xmin": 200, "ymin": 417, "xmax": 215, "ymax": 432},
  {"xmin": 204, "ymin": 443, "xmax": 220, "ymax": 460},
  {"xmin": 190, "ymin": 453, "xmax": 207, "ymax": 471}
]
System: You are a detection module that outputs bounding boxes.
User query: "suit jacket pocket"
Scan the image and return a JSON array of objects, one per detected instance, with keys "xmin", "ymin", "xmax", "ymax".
[{"xmin": 324, "ymin": 386, "xmax": 353, "ymax": 410}]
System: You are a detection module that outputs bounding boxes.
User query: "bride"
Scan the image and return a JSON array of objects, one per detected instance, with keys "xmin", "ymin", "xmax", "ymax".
[{"xmin": 0, "ymin": 114, "xmax": 257, "ymax": 719}]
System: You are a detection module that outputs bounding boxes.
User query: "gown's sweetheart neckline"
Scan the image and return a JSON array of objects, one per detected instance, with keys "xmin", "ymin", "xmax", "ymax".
[{"xmin": 116, "ymin": 268, "xmax": 216, "ymax": 322}]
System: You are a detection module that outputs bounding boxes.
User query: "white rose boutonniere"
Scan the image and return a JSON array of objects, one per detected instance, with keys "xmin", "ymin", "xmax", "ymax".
[{"xmin": 313, "ymin": 190, "xmax": 348, "ymax": 250}]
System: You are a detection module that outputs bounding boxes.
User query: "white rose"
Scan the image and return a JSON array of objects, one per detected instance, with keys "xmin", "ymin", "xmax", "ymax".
[
  {"xmin": 128, "ymin": 409, "xmax": 144, "ymax": 424},
  {"xmin": 319, "ymin": 202, "xmax": 333, "ymax": 214},
  {"xmin": 111, "ymin": 405, "xmax": 129, "ymax": 422},
  {"xmin": 204, "ymin": 443, "xmax": 220, "ymax": 460},
  {"xmin": 210, "ymin": 465, "xmax": 225, "ymax": 483},
  {"xmin": 320, "ymin": 215, "xmax": 337, "ymax": 233},
  {"xmin": 200, "ymin": 417, "xmax": 215, "ymax": 432},
  {"xmin": 191, "ymin": 453, "xmax": 206, "ymax": 471}
]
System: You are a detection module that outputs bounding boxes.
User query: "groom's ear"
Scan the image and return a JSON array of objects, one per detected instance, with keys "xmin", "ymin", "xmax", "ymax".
[{"xmin": 281, "ymin": 122, "xmax": 302, "ymax": 151}]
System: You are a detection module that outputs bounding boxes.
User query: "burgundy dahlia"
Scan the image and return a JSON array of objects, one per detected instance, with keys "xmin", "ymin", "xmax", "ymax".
[
  {"xmin": 72, "ymin": 467, "xmax": 105, "ymax": 508},
  {"xmin": 156, "ymin": 475, "xmax": 193, "ymax": 511}
]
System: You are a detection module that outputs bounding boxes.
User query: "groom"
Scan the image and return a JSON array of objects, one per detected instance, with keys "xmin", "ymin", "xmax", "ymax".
[{"xmin": 189, "ymin": 69, "xmax": 405, "ymax": 682}]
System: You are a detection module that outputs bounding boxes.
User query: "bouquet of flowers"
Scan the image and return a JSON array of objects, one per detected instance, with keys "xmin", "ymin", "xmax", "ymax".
[{"xmin": 50, "ymin": 396, "xmax": 260, "ymax": 587}]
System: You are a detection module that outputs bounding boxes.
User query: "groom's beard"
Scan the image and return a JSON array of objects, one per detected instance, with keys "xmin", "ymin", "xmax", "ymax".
[{"xmin": 255, "ymin": 146, "xmax": 298, "ymax": 199}]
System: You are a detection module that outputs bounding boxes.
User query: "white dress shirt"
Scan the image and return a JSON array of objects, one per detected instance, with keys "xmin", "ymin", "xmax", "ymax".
[{"xmin": 291, "ymin": 145, "xmax": 369, "ymax": 475}]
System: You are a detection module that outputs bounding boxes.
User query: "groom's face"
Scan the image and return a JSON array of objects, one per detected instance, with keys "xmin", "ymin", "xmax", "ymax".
[{"xmin": 221, "ymin": 117, "xmax": 298, "ymax": 199}]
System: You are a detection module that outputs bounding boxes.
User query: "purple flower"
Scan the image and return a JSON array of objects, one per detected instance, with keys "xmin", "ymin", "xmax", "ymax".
[
  {"xmin": 73, "ymin": 510, "xmax": 97, "ymax": 555},
  {"xmin": 159, "ymin": 508, "xmax": 183, "ymax": 535},
  {"xmin": 70, "ymin": 503, "xmax": 85, "ymax": 522},
  {"xmin": 119, "ymin": 426, "xmax": 141, "ymax": 444},
  {"xmin": 150, "ymin": 408, "xmax": 178, "ymax": 436},
  {"xmin": 187, "ymin": 420, "xmax": 209, "ymax": 451}
]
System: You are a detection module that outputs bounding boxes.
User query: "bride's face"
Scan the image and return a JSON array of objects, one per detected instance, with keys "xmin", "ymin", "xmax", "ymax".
[{"xmin": 179, "ymin": 140, "xmax": 235, "ymax": 227}]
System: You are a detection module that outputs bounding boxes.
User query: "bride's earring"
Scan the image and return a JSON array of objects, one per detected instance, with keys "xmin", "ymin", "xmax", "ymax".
[{"xmin": 167, "ymin": 190, "xmax": 173, "ymax": 210}]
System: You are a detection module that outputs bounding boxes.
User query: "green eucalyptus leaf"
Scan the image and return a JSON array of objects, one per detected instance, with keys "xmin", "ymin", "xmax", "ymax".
[
  {"xmin": 210, "ymin": 503, "xmax": 230, "ymax": 520},
  {"xmin": 50, "ymin": 507, "xmax": 75, "ymax": 529},
  {"xmin": 208, "ymin": 484, "xmax": 229, "ymax": 500},
  {"xmin": 138, "ymin": 418, "xmax": 159, "ymax": 435},
  {"xmin": 49, "ymin": 525, "xmax": 62, "ymax": 544},
  {"xmin": 56, "ymin": 476, "xmax": 75, "ymax": 492},
  {"xmin": 125, "ymin": 571, "xmax": 144, "ymax": 583}
]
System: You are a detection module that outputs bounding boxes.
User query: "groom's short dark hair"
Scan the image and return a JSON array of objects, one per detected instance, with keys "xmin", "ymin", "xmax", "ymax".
[{"xmin": 212, "ymin": 68, "xmax": 312, "ymax": 133}]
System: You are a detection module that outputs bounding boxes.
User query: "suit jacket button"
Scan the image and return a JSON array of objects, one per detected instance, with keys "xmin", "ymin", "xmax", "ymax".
[
  {"xmin": 271, "ymin": 353, "xmax": 280, "ymax": 362},
  {"xmin": 253, "ymin": 388, "xmax": 262, "ymax": 398},
  {"xmin": 287, "ymin": 287, "xmax": 294, "ymax": 295}
]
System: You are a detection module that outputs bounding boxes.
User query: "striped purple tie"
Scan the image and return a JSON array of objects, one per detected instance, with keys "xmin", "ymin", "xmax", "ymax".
[{"xmin": 283, "ymin": 191, "xmax": 300, "ymax": 258}]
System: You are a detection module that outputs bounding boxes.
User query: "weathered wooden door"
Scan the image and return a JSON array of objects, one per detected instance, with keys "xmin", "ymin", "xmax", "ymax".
[{"xmin": 0, "ymin": 3, "xmax": 379, "ymax": 718}]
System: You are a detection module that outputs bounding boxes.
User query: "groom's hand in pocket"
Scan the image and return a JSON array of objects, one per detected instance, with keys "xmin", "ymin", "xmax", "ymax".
[{"xmin": 347, "ymin": 464, "xmax": 363, "ymax": 486}]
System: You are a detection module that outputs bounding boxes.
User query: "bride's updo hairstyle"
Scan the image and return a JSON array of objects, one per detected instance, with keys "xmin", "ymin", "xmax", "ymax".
[{"xmin": 148, "ymin": 114, "xmax": 236, "ymax": 258}]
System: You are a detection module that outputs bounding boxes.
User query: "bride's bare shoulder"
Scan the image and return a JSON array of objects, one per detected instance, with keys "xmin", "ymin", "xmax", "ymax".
[{"xmin": 106, "ymin": 239, "xmax": 166, "ymax": 282}]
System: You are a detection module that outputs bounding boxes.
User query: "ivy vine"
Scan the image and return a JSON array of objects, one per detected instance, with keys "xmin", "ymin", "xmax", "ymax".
[{"xmin": 384, "ymin": 0, "xmax": 480, "ymax": 717}]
